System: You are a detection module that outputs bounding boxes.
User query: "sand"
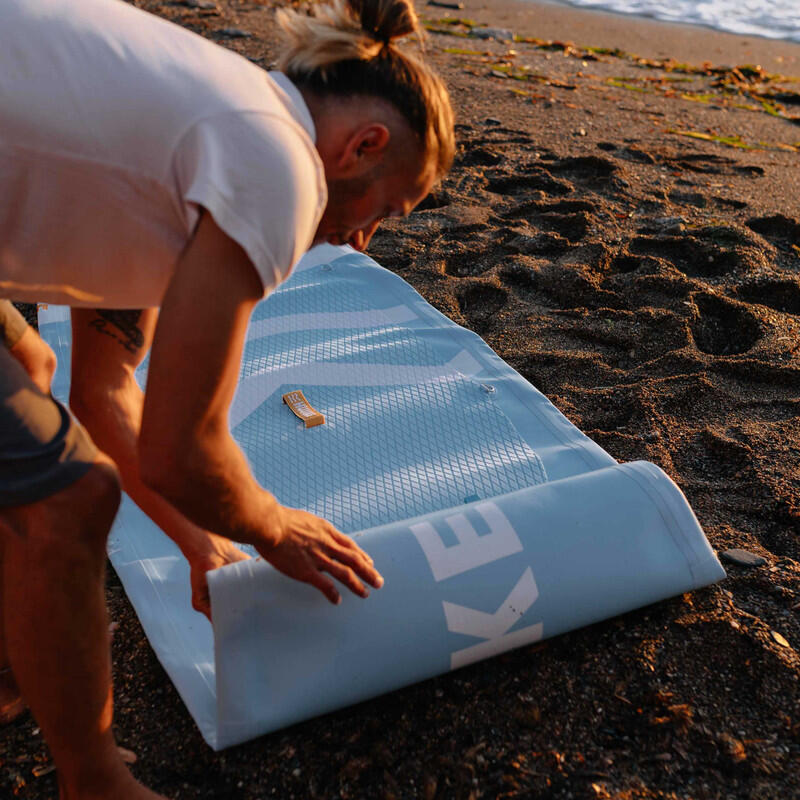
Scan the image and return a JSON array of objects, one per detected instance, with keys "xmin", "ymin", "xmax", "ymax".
[{"xmin": 2, "ymin": 1, "xmax": 798, "ymax": 798}]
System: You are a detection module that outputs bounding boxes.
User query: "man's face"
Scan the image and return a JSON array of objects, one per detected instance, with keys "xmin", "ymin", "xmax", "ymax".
[{"xmin": 314, "ymin": 156, "xmax": 436, "ymax": 252}]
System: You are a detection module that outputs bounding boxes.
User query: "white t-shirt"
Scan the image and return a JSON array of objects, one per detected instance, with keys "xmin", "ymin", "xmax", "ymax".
[{"xmin": 0, "ymin": 0, "xmax": 327, "ymax": 308}]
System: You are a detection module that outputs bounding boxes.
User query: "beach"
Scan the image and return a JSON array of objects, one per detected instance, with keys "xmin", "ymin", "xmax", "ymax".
[{"xmin": 2, "ymin": 0, "xmax": 799, "ymax": 797}]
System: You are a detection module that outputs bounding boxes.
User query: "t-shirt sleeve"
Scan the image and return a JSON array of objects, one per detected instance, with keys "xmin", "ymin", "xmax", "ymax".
[{"xmin": 174, "ymin": 111, "xmax": 326, "ymax": 293}]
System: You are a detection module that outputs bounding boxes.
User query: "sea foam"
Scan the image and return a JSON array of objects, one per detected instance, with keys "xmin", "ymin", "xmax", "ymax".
[{"xmin": 545, "ymin": 0, "xmax": 800, "ymax": 44}]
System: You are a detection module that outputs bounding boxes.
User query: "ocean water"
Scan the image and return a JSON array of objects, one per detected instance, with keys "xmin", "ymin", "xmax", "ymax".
[{"xmin": 546, "ymin": 0, "xmax": 800, "ymax": 44}]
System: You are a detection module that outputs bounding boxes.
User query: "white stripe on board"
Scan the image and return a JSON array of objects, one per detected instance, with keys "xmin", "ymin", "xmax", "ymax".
[
  {"xmin": 246, "ymin": 305, "xmax": 418, "ymax": 340},
  {"xmin": 229, "ymin": 350, "xmax": 483, "ymax": 428}
]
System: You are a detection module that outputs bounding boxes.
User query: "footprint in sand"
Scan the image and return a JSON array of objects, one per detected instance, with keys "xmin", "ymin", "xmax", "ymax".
[
  {"xmin": 546, "ymin": 155, "xmax": 628, "ymax": 195},
  {"xmin": 416, "ymin": 189, "xmax": 451, "ymax": 211},
  {"xmin": 486, "ymin": 169, "xmax": 572, "ymax": 197},
  {"xmin": 746, "ymin": 214, "xmax": 800, "ymax": 249},
  {"xmin": 502, "ymin": 261, "xmax": 615, "ymax": 311},
  {"xmin": 630, "ymin": 225, "xmax": 768, "ymax": 278},
  {"xmin": 443, "ymin": 249, "xmax": 498, "ymax": 277},
  {"xmin": 504, "ymin": 199, "xmax": 597, "ymax": 244},
  {"xmin": 456, "ymin": 281, "xmax": 508, "ymax": 333},
  {"xmin": 672, "ymin": 428, "xmax": 752, "ymax": 482},
  {"xmin": 456, "ymin": 145, "xmax": 503, "ymax": 167},
  {"xmin": 501, "ymin": 228, "xmax": 572, "ymax": 257},
  {"xmin": 665, "ymin": 152, "xmax": 736, "ymax": 175},
  {"xmin": 690, "ymin": 293, "xmax": 762, "ymax": 356},
  {"xmin": 532, "ymin": 213, "xmax": 591, "ymax": 242},
  {"xmin": 609, "ymin": 254, "xmax": 650, "ymax": 274},
  {"xmin": 669, "ymin": 190, "xmax": 748, "ymax": 211},
  {"xmin": 745, "ymin": 397, "xmax": 800, "ymax": 423},
  {"xmin": 659, "ymin": 152, "xmax": 764, "ymax": 179},
  {"xmin": 579, "ymin": 389, "xmax": 643, "ymax": 434},
  {"xmin": 735, "ymin": 278, "xmax": 800, "ymax": 316},
  {"xmin": 548, "ymin": 155, "xmax": 618, "ymax": 181},
  {"xmin": 630, "ymin": 235, "xmax": 728, "ymax": 278},
  {"xmin": 498, "ymin": 199, "xmax": 597, "ymax": 245},
  {"xmin": 507, "ymin": 198, "xmax": 596, "ymax": 218}
]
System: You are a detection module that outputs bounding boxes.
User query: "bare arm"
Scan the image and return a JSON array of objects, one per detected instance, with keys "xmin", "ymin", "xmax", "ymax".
[
  {"xmin": 139, "ymin": 213, "xmax": 382, "ymax": 604},
  {"xmin": 1, "ymin": 299, "xmax": 56, "ymax": 394},
  {"xmin": 69, "ymin": 307, "xmax": 249, "ymax": 619}
]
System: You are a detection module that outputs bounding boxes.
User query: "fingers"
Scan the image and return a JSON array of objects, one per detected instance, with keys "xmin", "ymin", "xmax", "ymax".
[
  {"xmin": 332, "ymin": 530, "xmax": 375, "ymax": 564},
  {"xmin": 316, "ymin": 554, "xmax": 369, "ymax": 599},
  {"xmin": 305, "ymin": 569, "xmax": 341, "ymax": 605},
  {"xmin": 326, "ymin": 527, "xmax": 383, "ymax": 586},
  {"xmin": 189, "ymin": 564, "xmax": 213, "ymax": 620},
  {"xmin": 191, "ymin": 586, "xmax": 212, "ymax": 621},
  {"xmin": 266, "ymin": 506, "xmax": 385, "ymax": 604},
  {"xmin": 326, "ymin": 542, "xmax": 384, "ymax": 589}
]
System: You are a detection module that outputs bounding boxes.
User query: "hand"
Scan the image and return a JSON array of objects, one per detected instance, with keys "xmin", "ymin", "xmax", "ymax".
[
  {"xmin": 188, "ymin": 535, "xmax": 251, "ymax": 620},
  {"xmin": 10, "ymin": 328, "xmax": 57, "ymax": 395},
  {"xmin": 259, "ymin": 505, "xmax": 384, "ymax": 605}
]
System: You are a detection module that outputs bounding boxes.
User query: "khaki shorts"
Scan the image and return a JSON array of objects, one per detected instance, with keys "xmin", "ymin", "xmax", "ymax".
[{"xmin": 0, "ymin": 300, "xmax": 98, "ymax": 507}]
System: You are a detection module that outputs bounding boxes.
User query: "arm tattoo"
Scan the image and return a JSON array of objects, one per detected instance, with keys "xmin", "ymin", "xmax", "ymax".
[{"xmin": 89, "ymin": 310, "xmax": 145, "ymax": 353}]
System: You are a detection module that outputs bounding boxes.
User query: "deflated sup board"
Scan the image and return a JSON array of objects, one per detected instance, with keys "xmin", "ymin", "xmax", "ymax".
[{"xmin": 40, "ymin": 244, "xmax": 725, "ymax": 749}]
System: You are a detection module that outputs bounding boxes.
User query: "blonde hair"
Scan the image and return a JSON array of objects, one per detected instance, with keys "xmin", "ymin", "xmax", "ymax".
[{"xmin": 277, "ymin": 0, "xmax": 455, "ymax": 177}]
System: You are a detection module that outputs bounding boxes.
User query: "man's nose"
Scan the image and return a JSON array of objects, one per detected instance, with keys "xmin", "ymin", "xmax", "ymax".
[{"xmin": 349, "ymin": 219, "xmax": 382, "ymax": 252}]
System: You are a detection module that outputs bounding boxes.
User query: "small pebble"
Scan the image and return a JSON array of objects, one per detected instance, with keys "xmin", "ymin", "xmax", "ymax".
[
  {"xmin": 217, "ymin": 27, "xmax": 251, "ymax": 38},
  {"xmin": 771, "ymin": 630, "xmax": 791, "ymax": 648},
  {"xmin": 117, "ymin": 747, "xmax": 137, "ymax": 764},
  {"xmin": 471, "ymin": 27, "xmax": 514, "ymax": 42},
  {"xmin": 721, "ymin": 549, "xmax": 767, "ymax": 567},
  {"xmin": 32, "ymin": 764, "xmax": 56, "ymax": 778},
  {"xmin": 653, "ymin": 216, "xmax": 685, "ymax": 231}
]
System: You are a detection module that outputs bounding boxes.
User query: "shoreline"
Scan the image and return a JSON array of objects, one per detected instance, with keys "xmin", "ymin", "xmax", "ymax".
[
  {"xmin": 512, "ymin": 0, "xmax": 800, "ymax": 50},
  {"xmin": 452, "ymin": 0, "xmax": 800, "ymax": 75}
]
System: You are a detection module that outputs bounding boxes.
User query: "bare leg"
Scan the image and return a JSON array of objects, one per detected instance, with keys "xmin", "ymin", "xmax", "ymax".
[{"xmin": 1, "ymin": 460, "xmax": 166, "ymax": 800}]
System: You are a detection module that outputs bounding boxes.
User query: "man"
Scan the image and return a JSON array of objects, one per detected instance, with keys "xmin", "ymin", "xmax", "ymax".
[{"xmin": 0, "ymin": 0, "xmax": 453, "ymax": 796}]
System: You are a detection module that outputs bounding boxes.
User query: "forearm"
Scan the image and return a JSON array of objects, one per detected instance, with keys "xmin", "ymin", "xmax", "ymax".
[
  {"xmin": 136, "ymin": 213, "xmax": 381, "ymax": 604},
  {"xmin": 141, "ymin": 417, "xmax": 283, "ymax": 552},
  {"xmin": 71, "ymin": 376, "xmax": 232, "ymax": 563}
]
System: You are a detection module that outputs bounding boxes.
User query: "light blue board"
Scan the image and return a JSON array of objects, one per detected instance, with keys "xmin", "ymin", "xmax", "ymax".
[{"xmin": 39, "ymin": 244, "xmax": 725, "ymax": 750}]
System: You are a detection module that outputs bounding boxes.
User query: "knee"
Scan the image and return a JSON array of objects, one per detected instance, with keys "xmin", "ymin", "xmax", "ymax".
[
  {"xmin": 0, "ymin": 461, "xmax": 121, "ymax": 570},
  {"xmin": 71, "ymin": 459, "xmax": 122, "ymax": 541},
  {"xmin": 29, "ymin": 460, "xmax": 120, "ymax": 549}
]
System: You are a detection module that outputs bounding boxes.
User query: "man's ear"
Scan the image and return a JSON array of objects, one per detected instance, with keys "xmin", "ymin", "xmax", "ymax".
[{"xmin": 338, "ymin": 123, "xmax": 391, "ymax": 174}]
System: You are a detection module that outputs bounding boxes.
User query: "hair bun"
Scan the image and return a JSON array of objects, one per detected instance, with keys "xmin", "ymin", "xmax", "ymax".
[
  {"xmin": 348, "ymin": 0, "xmax": 419, "ymax": 45},
  {"xmin": 277, "ymin": 0, "xmax": 454, "ymax": 178}
]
